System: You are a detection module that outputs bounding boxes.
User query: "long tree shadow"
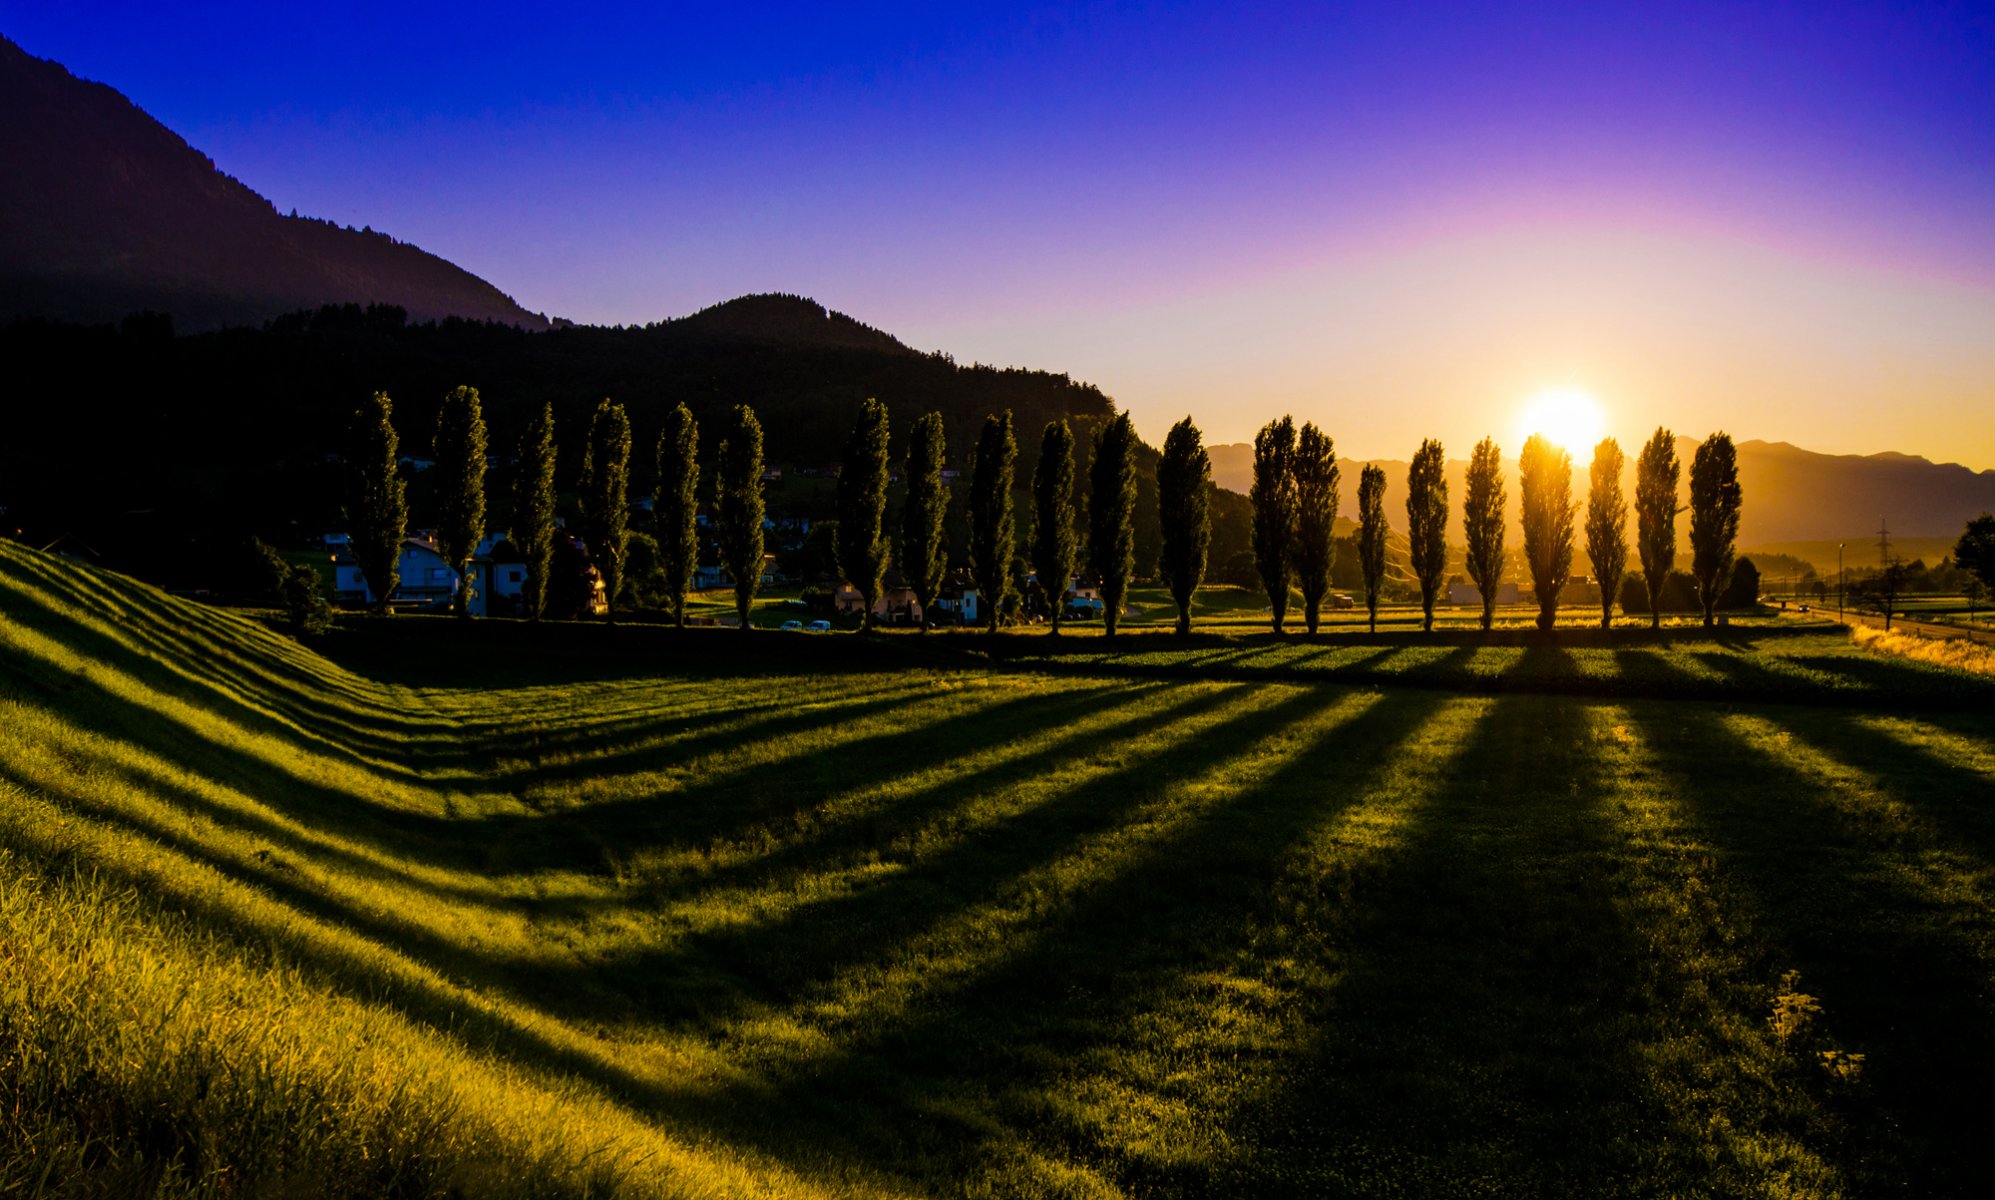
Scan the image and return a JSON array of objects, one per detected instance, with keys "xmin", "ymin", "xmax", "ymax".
[
  {"xmin": 621, "ymin": 686, "xmax": 1464, "ymax": 1193},
  {"xmin": 1627, "ymin": 700, "xmax": 1995, "ymax": 1196},
  {"xmin": 1216, "ymin": 693, "xmax": 1753, "ymax": 1195}
]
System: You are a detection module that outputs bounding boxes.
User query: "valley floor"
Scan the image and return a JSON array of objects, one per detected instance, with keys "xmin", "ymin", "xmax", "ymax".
[{"xmin": 4, "ymin": 540, "xmax": 1994, "ymax": 1197}]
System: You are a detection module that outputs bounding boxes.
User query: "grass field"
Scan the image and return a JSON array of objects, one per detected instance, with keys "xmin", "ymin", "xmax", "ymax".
[{"xmin": 4, "ymin": 537, "xmax": 1995, "ymax": 1197}]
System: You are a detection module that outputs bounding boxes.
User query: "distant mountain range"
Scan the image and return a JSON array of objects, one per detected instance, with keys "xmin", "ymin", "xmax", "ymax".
[
  {"xmin": 1208, "ymin": 439, "xmax": 1995, "ymax": 571},
  {"xmin": 5, "ymin": 32, "xmax": 1986, "ymax": 570},
  {"xmin": 0, "ymin": 34, "xmax": 547, "ymax": 330}
]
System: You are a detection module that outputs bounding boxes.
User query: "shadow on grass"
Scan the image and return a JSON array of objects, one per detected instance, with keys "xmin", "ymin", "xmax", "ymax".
[{"xmin": 1628, "ymin": 700, "xmax": 1995, "ymax": 1196}]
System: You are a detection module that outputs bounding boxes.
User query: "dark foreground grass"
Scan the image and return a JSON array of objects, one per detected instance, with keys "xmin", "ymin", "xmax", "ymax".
[{"xmin": 4, "ymin": 539, "xmax": 1994, "ymax": 1197}]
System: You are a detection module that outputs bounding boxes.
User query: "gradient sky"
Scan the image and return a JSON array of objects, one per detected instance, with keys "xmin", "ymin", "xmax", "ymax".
[{"xmin": 8, "ymin": 2, "xmax": 1994, "ymax": 466}]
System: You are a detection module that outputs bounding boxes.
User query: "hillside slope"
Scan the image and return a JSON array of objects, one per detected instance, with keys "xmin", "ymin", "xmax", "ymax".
[{"xmin": 0, "ymin": 34, "xmax": 547, "ymax": 331}]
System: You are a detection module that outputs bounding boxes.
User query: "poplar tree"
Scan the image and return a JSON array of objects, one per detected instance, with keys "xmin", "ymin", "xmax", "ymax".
[
  {"xmin": 1463, "ymin": 436, "xmax": 1506, "ymax": 631},
  {"xmin": 902, "ymin": 411, "xmax": 949, "ymax": 630},
  {"xmin": 1292, "ymin": 422, "xmax": 1340, "ymax": 636},
  {"xmin": 836, "ymin": 398, "xmax": 892, "ymax": 629},
  {"xmin": 349, "ymin": 390, "xmax": 406, "ymax": 614},
  {"xmin": 1089, "ymin": 412, "xmax": 1138, "ymax": 638},
  {"xmin": 1357, "ymin": 463, "xmax": 1388, "ymax": 634},
  {"xmin": 1157, "ymin": 416, "xmax": 1211, "ymax": 637},
  {"xmin": 1406, "ymin": 439, "xmax": 1449, "ymax": 632},
  {"xmin": 433, "ymin": 385, "xmax": 487, "ymax": 617},
  {"xmin": 1689, "ymin": 431, "xmax": 1743, "ymax": 627},
  {"xmin": 969, "ymin": 411, "xmax": 1017, "ymax": 633},
  {"xmin": 1584, "ymin": 436, "xmax": 1628, "ymax": 630},
  {"xmin": 512, "ymin": 402, "xmax": 558, "ymax": 623},
  {"xmin": 716, "ymin": 404, "xmax": 766, "ymax": 632},
  {"xmin": 655, "ymin": 403, "xmax": 699, "ymax": 627},
  {"xmin": 1251, "ymin": 416, "xmax": 1297, "ymax": 633},
  {"xmin": 579, "ymin": 398, "xmax": 631, "ymax": 622},
  {"xmin": 1636, "ymin": 426, "xmax": 1681, "ymax": 630},
  {"xmin": 1032, "ymin": 420, "xmax": 1078, "ymax": 633},
  {"xmin": 1520, "ymin": 434, "xmax": 1576, "ymax": 632}
]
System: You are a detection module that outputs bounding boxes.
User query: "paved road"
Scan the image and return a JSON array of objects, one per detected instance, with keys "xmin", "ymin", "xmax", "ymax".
[{"xmin": 1777, "ymin": 604, "xmax": 1995, "ymax": 646}]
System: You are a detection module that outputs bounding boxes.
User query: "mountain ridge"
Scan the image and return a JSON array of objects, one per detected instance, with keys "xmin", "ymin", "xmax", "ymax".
[{"xmin": 0, "ymin": 33, "xmax": 548, "ymax": 331}]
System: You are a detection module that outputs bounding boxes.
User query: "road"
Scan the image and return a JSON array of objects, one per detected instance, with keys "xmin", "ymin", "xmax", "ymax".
[{"xmin": 1777, "ymin": 603, "xmax": 1995, "ymax": 646}]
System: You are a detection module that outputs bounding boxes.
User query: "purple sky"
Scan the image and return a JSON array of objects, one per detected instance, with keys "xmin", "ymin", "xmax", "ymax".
[{"xmin": 8, "ymin": 2, "xmax": 1994, "ymax": 465}]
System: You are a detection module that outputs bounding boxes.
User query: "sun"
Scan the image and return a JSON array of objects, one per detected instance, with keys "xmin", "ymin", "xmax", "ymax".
[{"xmin": 1515, "ymin": 387, "xmax": 1606, "ymax": 455}]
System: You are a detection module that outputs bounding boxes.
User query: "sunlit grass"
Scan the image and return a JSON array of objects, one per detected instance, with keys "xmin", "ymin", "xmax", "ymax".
[{"xmin": 4, "ymin": 538, "xmax": 1994, "ymax": 1196}]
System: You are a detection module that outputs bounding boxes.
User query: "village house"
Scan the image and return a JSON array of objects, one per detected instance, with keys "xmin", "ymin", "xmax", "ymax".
[
  {"xmin": 834, "ymin": 568, "xmax": 924, "ymax": 624},
  {"xmin": 330, "ymin": 531, "xmax": 597, "ymax": 616}
]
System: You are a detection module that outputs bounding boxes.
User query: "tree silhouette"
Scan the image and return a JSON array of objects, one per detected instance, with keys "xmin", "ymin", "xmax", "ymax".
[
  {"xmin": 1689, "ymin": 431, "xmax": 1742, "ymax": 628},
  {"xmin": 655, "ymin": 403, "xmax": 699, "ymax": 627},
  {"xmin": 902, "ymin": 412, "xmax": 949, "ymax": 631},
  {"xmin": 1406, "ymin": 439, "xmax": 1449, "ymax": 632},
  {"xmin": 348, "ymin": 391, "xmax": 405, "ymax": 614},
  {"xmin": 1955, "ymin": 513, "xmax": 1995, "ymax": 594},
  {"xmin": 970, "ymin": 412, "xmax": 1017, "ymax": 634},
  {"xmin": 1090, "ymin": 413, "xmax": 1138, "ymax": 638},
  {"xmin": 579, "ymin": 398, "xmax": 632, "ymax": 624},
  {"xmin": 716, "ymin": 404, "xmax": 766, "ymax": 632},
  {"xmin": 1463, "ymin": 436, "xmax": 1506, "ymax": 631},
  {"xmin": 1031, "ymin": 419, "xmax": 1078, "ymax": 634},
  {"xmin": 512, "ymin": 402, "xmax": 557, "ymax": 622},
  {"xmin": 1292, "ymin": 422, "xmax": 1340, "ymax": 635},
  {"xmin": 1357, "ymin": 463, "xmax": 1389, "ymax": 634},
  {"xmin": 1584, "ymin": 436, "xmax": 1628, "ymax": 630},
  {"xmin": 432, "ymin": 385, "xmax": 487, "ymax": 618},
  {"xmin": 1251, "ymin": 416, "xmax": 1297, "ymax": 634},
  {"xmin": 1520, "ymin": 434, "xmax": 1576, "ymax": 632},
  {"xmin": 1636, "ymin": 427, "xmax": 1681, "ymax": 630},
  {"xmin": 836, "ymin": 398, "xmax": 892, "ymax": 630},
  {"xmin": 1157, "ymin": 416, "xmax": 1210, "ymax": 637}
]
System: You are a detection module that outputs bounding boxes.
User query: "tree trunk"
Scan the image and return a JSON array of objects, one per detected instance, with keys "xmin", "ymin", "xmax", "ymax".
[
  {"xmin": 1480, "ymin": 594, "xmax": 1495, "ymax": 631},
  {"xmin": 1600, "ymin": 595, "xmax": 1613, "ymax": 630}
]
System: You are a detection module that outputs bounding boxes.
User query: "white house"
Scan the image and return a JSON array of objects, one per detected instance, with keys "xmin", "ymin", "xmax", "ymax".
[
  {"xmin": 1448, "ymin": 580, "xmax": 1520, "ymax": 606},
  {"xmin": 331, "ymin": 531, "xmax": 539, "ymax": 616}
]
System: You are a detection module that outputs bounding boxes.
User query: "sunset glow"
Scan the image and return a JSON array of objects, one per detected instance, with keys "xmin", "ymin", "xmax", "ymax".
[{"xmin": 1516, "ymin": 388, "xmax": 1606, "ymax": 456}]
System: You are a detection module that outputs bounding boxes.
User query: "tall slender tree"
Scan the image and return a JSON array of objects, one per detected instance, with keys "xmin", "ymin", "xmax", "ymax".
[
  {"xmin": 1689, "ymin": 431, "xmax": 1743, "ymax": 627},
  {"xmin": 1520, "ymin": 434, "xmax": 1576, "ymax": 632},
  {"xmin": 579, "ymin": 398, "xmax": 632, "ymax": 622},
  {"xmin": 1406, "ymin": 439, "xmax": 1449, "ymax": 632},
  {"xmin": 433, "ymin": 385, "xmax": 487, "ymax": 618},
  {"xmin": 1031, "ymin": 420, "xmax": 1079, "ymax": 633},
  {"xmin": 716, "ymin": 404, "xmax": 766, "ymax": 632},
  {"xmin": 1636, "ymin": 426, "xmax": 1681, "ymax": 630},
  {"xmin": 836, "ymin": 398, "xmax": 892, "ymax": 629},
  {"xmin": 1357, "ymin": 463, "xmax": 1388, "ymax": 634},
  {"xmin": 349, "ymin": 390, "xmax": 406, "ymax": 614},
  {"xmin": 1463, "ymin": 437, "xmax": 1506, "ymax": 631},
  {"xmin": 512, "ymin": 402, "xmax": 557, "ymax": 622},
  {"xmin": 1584, "ymin": 436, "xmax": 1628, "ymax": 630},
  {"xmin": 902, "ymin": 411, "xmax": 949, "ymax": 630},
  {"xmin": 1251, "ymin": 416, "xmax": 1298, "ymax": 633},
  {"xmin": 1291, "ymin": 422, "xmax": 1341, "ymax": 636},
  {"xmin": 969, "ymin": 411, "xmax": 1018, "ymax": 633},
  {"xmin": 1157, "ymin": 416, "xmax": 1211, "ymax": 638},
  {"xmin": 655, "ymin": 403, "xmax": 699, "ymax": 627},
  {"xmin": 1090, "ymin": 413, "xmax": 1139, "ymax": 638}
]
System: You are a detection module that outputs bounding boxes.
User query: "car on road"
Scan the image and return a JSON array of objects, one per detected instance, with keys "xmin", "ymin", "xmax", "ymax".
[
  {"xmin": 779, "ymin": 619, "xmax": 803, "ymax": 631},
  {"xmin": 806, "ymin": 620, "xmax": 832, "ymax": 633}
]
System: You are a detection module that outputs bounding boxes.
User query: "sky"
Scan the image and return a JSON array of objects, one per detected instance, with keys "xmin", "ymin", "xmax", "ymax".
[{"xmin": 7, "ymin": 2, "xmax": 1994, "ymax": 467}]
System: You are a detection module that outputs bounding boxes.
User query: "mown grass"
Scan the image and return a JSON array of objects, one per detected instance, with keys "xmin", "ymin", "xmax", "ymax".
[{"xmin": 4, "ymin": 537, "xmax": 1994, "ymax": 1197}]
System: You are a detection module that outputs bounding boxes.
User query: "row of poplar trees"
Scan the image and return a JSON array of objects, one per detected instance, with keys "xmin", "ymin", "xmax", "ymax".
[
  {"xmin": 345, "ymin": 386, "xmax": 1740, "ymax": 637},
  {"xmin": 1246, "ymin": 420, "xmax": 1743, "ymax": 635},
  {"xmin": 345, "ymin": 388, "xmax": 769, "ymax": 628},
  {"xmin": 798, "ymin": 399, "xmax": 1212, "ymax": 638}
]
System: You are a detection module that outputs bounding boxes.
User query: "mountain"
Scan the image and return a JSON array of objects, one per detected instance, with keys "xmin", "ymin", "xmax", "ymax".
[
  {"xmin": 1208, "ymin": 438, "xmax": 1994, "ymax": 572},
  {"xmin": 0, "ymin": 34, "xmax": 547, "ymax": 331}
]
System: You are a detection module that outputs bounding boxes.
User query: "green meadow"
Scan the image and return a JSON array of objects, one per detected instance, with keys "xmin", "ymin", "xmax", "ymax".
[{"xmin": 4, "ymin": 537, "xmax": 1995, "ymax": 1197}]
